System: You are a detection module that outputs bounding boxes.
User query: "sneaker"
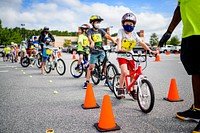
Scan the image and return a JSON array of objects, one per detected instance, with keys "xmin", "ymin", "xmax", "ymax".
[
  {"xmin": 75, "ymin": 65, "xmax": 80, "ymax": 71},
  {"xmin": 83, "ymin": 81, "xmax": 89, "ymax": 89},
  {"xmin": 176, "ymin": 104, "xmax": 200, "ymax": 122},
  {"xmin": 130, "ymin": 90, "xmax": 137, "ymax": 100},
  {"xmin": 193, "ymin": 121, "xmax": 200, "ymax": 133},
  {"xmin": 117, "ymin": 87, "xmax": 125, "ymax": 96},
  {"xmin": 104, "ymin": 80, "xmax": 108, "ymax": 86}
]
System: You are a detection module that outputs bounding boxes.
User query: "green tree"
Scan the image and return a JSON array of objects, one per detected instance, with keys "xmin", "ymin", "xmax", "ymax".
[
  {"xmin": 63, "ymin": 39, "xmax": 71, "ymax": 47},
  {"xmin": 149, "ymin": 33, "xmax": 159, "ymax": 46},
  {"xmin": 168, "ymin": 35, "xmax": 180, "ymax": 46}
]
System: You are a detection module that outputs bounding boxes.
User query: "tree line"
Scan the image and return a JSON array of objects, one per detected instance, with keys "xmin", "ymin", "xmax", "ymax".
[{"xmin": 0, "ymin": 19, "xmax": 78, "ymax": 45}]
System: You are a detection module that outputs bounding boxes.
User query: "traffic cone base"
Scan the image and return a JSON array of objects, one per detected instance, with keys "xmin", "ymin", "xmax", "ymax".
[
  {"xmin": 81, "ymin": 83, "xmax": 100, "ymax": 109},
  {"xmin": 163, "ymin": 97, "xmax": 183, "ymax": 102},
  {"xmin": 81, "ymin": 103, "xmax": 100, "ymax": 109},
  {"xmin": 94, "ymin": 95, "xmax": 120, "ymax": 132},
  {"xmin": 94, "ymin": 123, "xmax": 120, "ymax": 132},
  {"xmin": 164, "ymin": 78, "xmax": 183, "ymax": 102}
]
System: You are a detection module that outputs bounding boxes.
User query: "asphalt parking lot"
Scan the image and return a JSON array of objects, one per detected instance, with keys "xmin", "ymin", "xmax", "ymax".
[{"xmin": 0, "ymin": 52, "xmax": 197, "ymax": 133}]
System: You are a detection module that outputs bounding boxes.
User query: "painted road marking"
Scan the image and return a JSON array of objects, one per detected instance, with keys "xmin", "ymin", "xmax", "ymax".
[{"xmin": 0, "ymin": 70, "xmax": 9, "ymax": 73}]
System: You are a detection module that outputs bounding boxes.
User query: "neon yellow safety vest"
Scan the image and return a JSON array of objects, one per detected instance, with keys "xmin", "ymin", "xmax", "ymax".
[{"xmin": 178, "ymin": 0, "xmax": 200, "ymax": 38}]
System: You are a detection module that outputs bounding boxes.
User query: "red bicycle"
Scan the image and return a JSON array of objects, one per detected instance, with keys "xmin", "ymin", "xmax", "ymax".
[{"xmin": 113, "ymin": 51, "xmax": 155, "ymax": 113}]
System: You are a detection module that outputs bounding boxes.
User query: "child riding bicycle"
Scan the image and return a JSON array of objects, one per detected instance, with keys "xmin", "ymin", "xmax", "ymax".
[
  {"xmin": 3, "ymin": 44, "xmax": 11, "ymax": 62},
  {"xmin": 83, "ymin": 15, "xmax": 117, "ymax": 89},
  {"xmin": 116, "ymin": 12, "xmax": 157, "ymax": 98},
  {"xmin": 75, "ymin": 24, "xmax": 90, "ymax": 71},
  {"xmin": 41, "ymin": 37, "xmax": 53, "ymax": 75}
]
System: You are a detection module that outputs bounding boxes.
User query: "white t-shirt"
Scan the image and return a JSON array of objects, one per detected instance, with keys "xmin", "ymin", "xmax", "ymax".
[{"xmin": 117, "ymin": 29, "xmax": 142, "ymax": 60}]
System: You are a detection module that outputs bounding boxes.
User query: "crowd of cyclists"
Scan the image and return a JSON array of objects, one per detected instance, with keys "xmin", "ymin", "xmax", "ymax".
[{"xmin": 2, "ymin": 12, "xmax": 157, "ymax": 92}]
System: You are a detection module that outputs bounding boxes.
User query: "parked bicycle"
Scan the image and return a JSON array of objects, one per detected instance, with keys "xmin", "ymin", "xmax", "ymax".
[
  {"xmin": 44, "ymin": 47, "xmax": 66, "ymax": 75},
  {"xmin": 112, "ymin": 51, "xmax": 155, "ymax": 113},
  {"xmin": 91, "ymin": 45, "xmax": 119, "ymax": 91}
]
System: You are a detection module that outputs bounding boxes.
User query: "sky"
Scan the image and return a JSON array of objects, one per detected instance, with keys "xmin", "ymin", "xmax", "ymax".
[{"xmin": 0, "ymin": 0, "xmax": 182, "ymax": 42}]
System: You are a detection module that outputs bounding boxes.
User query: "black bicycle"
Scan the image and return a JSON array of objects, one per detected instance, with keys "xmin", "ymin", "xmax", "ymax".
[
  {"xmin": 21, "ymin": 51, "xmax": 42, "ymax": 68},
  {"xmin": 91, "ymin": 45, "xmax": 119, "ymax": 91}
]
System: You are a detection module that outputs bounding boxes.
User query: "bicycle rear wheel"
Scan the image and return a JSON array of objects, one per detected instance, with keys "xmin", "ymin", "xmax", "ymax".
[
  {"xmin": 137, "ymin": 79, "xmax": 155, "ymax": 113},
  {"xmin": 70, "ymin": 59, "xmax": 83, "ymax": 78},
  {"xmin": 21, "ymin": 57, "xmax": 30, "ymax": 67},
  {"xmin": 56, "ymin": 58, "xmax": 66, "ymax": 75},
  {"xmin": 91, "ymin": 65, "xmax": 100, "ymax": 85},
  {"xmin": 106, "ymin": 63, "xmax": 119, "ymax": 92}
]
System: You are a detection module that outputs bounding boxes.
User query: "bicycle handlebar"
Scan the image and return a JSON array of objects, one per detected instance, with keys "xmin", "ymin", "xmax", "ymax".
[{"xmin": 117, "ymin": 51, "xmax": 150, "ymax": 62}]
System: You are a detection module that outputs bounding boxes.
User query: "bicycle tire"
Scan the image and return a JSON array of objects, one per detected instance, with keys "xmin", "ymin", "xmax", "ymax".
[
  {"xmin": 44, "ymin": 59, "xmax": 51, "ymax": 73},
  {"xmin": 137, "ymin": 79, "xmax": 155, "ymax": 113},
  {"xmin": 21, "ymin": 57, "xmax": 30, "ymax": 67},
  {"xmin": 36, "ymin": 53, "xmax": 42, "ymax": 69},
  {"xmin": 70, "ymin": 59, "xmax": 83, "ymax": 78},
  {"xmin": 106, "ymin": 63, "xmax": 119, "ymax": 92},
  {"xmin": 112, "ymin": 74, "xmax": 125, "ymax": 100},
  {"xmin": 56, "ymin": 58, "xmax": 66, "ymax": 76},
  {"xmin": 91, "ymin": 64, "xmax": 101, "ymax": 85}
]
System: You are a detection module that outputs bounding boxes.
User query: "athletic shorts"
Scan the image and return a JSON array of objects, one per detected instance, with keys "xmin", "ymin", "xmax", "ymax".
[
  {"xmin": 117, "ymin": 58, "xmax": 135, "ymax": 73},
  {"xmin": 77, "ymin": 51, "xmax": 88, "ymax": 61},
  {"xmin": 89, "ymin": 52, "xmax": 105, "ymax": 64},
  {"xmin": 180, "ymin": 35, "xmax": 200, "ymax": 75},
  {"xmin": 42, "ymin": 57, "xmax": 48, "ymax": 63}
]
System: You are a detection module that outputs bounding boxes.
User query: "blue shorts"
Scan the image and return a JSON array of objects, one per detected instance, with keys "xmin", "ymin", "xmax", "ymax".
[
  {"xmin": 42, "ymin": 56, "xmax": 48, "ymax": 63},
  {"xmin": 6, "ymin": 54, "xmax": 10, "ymax": 57},
  {"xmin": 89, "ymin": 52, "xmax": 105, "ymax": 64},
  {"xmin": 181, "ymin": 35, "xmax": 200, "ymax": 75}
]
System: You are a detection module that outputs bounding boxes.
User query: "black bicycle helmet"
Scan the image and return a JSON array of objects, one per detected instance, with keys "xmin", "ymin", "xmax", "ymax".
[{"xmin": 89, "ymin": 15, "xmax": 103, "ymax": 23}]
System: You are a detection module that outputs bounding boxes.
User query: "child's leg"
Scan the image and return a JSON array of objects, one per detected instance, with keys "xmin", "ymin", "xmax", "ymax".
[
  {"xmin": 119, "ymin": 64, "xmax": 128, "ymax": 88},
  {"xmin": 78, "ymin": 53, "xmax": 83, "ymax": 65}
]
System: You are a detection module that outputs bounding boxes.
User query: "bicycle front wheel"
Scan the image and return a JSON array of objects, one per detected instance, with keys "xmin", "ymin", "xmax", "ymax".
[
  {"xmin": 44, "ymin": 59, "xmax": 51, "ymax": 73},
  {"xmin": 70, "ymin": 59, "xmax": 83, "ymax": 78},
  {"xmin": 137, "ymin": 79, "xmax": 155, "ymax": 113},
  {"xmin": 56, "ymin": 58, "xmax": 66, "ymax": 76},
  {"xmin": 106, "ymin": 63, "xmax": 119, "ymax": 92},
  {"xmin": 91, "ymin": 65, "xmax": 100, "ymax": 85},
  {"xmin": 36, "ymin": 53, "xmax": 42, "ymax": 69}
]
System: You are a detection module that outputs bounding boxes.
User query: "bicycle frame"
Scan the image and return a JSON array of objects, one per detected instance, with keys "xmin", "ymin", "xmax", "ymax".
[{"xmin": 125, "ymin": 65, "xmax": 143, "ymax": 92}]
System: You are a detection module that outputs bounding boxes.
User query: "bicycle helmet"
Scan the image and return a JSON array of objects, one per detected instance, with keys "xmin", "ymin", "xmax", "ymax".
[
  {"xmin": 44, "ymin": 26, "xmax": 49, "ymax": 31},
  {"xmin": 121, "ymin": 12, "xmax": 136, "ymax": 24},
  {"xmin": 89, "ymin": 15, "xmax": 103, "ymax": 23},
  {"xmin": 80, "ymin": 24, "xmax": 90, "ymax": 29}
]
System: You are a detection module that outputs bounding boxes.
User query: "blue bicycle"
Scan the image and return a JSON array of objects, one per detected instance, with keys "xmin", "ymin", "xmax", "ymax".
[{"xmin": 70, "ymin": 55, "xmax": 89, "ymax": 78}]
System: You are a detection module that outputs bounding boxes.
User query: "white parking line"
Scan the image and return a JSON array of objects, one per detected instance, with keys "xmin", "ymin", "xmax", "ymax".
[
  {"xmin": 0, "ymin": 66, "xmax": 16, "ymax": 68},
  {"xmin": 0, "ymin": 70, "xmax": 9, "ymax": 73}
]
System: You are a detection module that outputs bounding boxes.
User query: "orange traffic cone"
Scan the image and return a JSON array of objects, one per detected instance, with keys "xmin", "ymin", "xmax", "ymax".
[
  {"xmin": 81, "ymin": 83, "xmax": 100, "ymax": 109},
  {"xmin": 94, "ymin": 95, "xmax": 120, "ymax": 132},
  {"xmin": 163, "ymin": 78, "xmax": 183, "ymax": 102},
  {"xmin": 166, "ymin": 51, "xmax": 170, "ymax": 55},
  {"xmin": 154, "ymin": 54, "xmax": 160, "ymax": 62}
]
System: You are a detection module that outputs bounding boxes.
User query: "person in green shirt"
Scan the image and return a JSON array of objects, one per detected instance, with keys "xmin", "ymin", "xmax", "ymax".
[
  {"xmin": 75, "ymin": 24, "xmax": 90, "ymax": 71},
  {"xmin": 158, "ymin": 1, "xmax": 200, "ymax": 132},
  {"xmin": 3, "ymin": 44, "xmax": 11, "ymax": 61}
]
